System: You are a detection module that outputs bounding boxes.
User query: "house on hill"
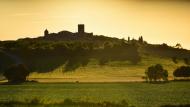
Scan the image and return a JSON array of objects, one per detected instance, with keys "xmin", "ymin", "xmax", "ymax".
[{"xmin": 44, "ymin": 24, "xmax": 93, "ymax": 41}]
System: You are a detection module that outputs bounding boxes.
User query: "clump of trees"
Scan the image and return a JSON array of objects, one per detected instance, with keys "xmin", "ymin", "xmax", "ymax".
[
  {"xmin": 173, "ymin": 66, "xmax": 190, "ymax": 80},
  {"xmin": 0, "ymin": 35, "xmax": 142, "ymax": 72},
  {"xmin": 3, "ymin": 64, "xmax": 30, "ymax": 83},
  {"xmin": 145, "ymin": 64, "xmax": 168, "ymax": 82}
]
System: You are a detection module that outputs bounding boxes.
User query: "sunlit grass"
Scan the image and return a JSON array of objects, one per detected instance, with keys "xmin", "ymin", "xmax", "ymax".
[
  {"xmin": 29, "ymin": 55, "xmax": 186, "ymax": 82},
  {"xmin": 0, "ymin": 82, "xmax": 190, "ymax": 107}
]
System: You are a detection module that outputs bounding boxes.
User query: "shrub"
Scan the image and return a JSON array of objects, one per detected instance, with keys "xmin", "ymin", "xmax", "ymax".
[
  {"xmin": 173, "ymin": 66, "xmax": 190, "ymax": 78},
  {"xmin": 3, "ymin": 64, "xmax": 30, "ymax": 83}
]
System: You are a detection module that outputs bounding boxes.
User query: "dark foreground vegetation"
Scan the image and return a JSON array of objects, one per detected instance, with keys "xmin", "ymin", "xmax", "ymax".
[
  {"xmin": 161, "ymin": 104, "xmax": 190, "ymax": 107},
  {"xmin": 1, "ymin": 99, "xmax": 189, "ymax": 107},
  {"xmin": 0, "ymin": 98, "xmax": 131, "ymax": 107}
]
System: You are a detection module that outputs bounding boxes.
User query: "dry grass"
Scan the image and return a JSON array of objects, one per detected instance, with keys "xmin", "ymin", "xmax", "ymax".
[{"xmin": 28, "ymin": 55, "xmax": 186, "ymax": 82}]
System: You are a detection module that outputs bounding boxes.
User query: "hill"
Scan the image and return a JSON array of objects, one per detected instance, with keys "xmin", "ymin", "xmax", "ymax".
[{"xmin": 0, "ymin": 27, "xmax": 190, "ymax": 82}]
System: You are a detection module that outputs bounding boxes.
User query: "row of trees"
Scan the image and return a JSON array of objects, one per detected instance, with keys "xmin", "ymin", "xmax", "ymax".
[{"xmin": 145, "ymin": 64, "xmax": 190, "ymax": 82}]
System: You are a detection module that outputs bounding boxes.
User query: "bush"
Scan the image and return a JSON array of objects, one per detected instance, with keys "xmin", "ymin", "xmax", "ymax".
[
  {"xmin": 145, "ymin": 64, "xmax": 168, "ymax": 82},
  {"xmin": 173, "ymin": 66, "xmax": 190, "ymax": 78},
  {"xmin": 3, "ymin": 64, "xmax": 30, "ymax": 83}
]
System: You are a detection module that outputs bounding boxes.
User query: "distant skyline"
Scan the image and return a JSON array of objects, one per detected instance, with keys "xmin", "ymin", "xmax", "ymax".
[{"xmin": 0, "ymin": 0, "xmax": 190, "ymax": 49}]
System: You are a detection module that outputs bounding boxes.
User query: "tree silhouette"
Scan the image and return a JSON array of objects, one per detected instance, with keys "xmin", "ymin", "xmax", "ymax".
[
  {"xmin": 175, "ymin": 43, "xmax": 182, "ymax": 49},
  {"xmin": 173, "ymin": 66, "xmax": 190, "ymax": 79},
  {"xmin": 138, "ymin": 36, "xmax": 143, "ymax": 44},
  {"xmin": 145, "ymin": 64, "xmax": 168, "ymax": 82},
  {"xmin": 3, "ymin": 64, "xmax": 30, "ymax": 83}
]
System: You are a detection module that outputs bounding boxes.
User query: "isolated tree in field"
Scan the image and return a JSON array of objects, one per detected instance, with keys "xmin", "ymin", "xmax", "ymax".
[
  {"xmin": 173, "ymin": 66, "xmax": 190, "ymax": 79},
  {"xmin": 3, "ymin": 64, "xmax": 30, "ymax": 83},
  {"xmin": 145, "ymin": 64, "xmax": 168, "ymax": 82}
]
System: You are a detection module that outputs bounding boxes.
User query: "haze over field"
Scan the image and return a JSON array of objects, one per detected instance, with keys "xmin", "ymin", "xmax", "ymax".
[{"xmin": 0, "ymin": 0, "xmax": 190, "ymax": 49}]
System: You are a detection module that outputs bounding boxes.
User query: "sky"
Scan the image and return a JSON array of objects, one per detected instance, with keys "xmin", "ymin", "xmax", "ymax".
[{"xmin": 0, "ymin": 0, "xmax": 190, "ymax": 49}]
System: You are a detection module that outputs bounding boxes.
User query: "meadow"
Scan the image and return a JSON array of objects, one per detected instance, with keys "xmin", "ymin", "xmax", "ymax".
[
  {"xmin": 0, "ymin": 82, "xmax": 190, "ymax": 107},
  {"xmin": 28, "ymin": 55, "xmax": 186, "ymax": 82}
]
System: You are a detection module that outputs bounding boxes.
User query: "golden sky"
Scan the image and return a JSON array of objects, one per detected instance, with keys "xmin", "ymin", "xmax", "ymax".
[{"xmin": 0, "ymin": 0, "xmax": 190, "ymax": 49}]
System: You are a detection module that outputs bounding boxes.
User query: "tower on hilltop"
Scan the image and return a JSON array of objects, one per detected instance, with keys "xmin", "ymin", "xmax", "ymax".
[{"xmin": 78, "ymin": 24, "xmax": 85, "ymax": 34}]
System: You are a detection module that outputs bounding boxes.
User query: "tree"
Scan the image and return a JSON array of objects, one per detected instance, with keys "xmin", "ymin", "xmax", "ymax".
[
  {"xmin": 3, "ymin": 64, "xmax": 30, "ymax": 83},
  {"xmin": 175, "ymin": 43, "xmax": 182, "ymax": 49},
  {"xmin": 162, "ymin": 43, "xmax": 168, "ymax": 47},
  {"xmin": 138, "ymin": 36, "xmax": 143, "ymax": 44},
  {"xmin": 145, "ymin": 64, "xmax": 168, "ymax": 82}
]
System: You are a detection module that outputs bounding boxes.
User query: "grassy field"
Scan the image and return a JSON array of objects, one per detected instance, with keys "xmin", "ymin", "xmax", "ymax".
[
  {"xmin": 28, "ymin": 55, "xmax": 185, "ymax": 82},
  {"xmin": 0, "ymin": 82, "xmax": 190, "ymax": 107}
]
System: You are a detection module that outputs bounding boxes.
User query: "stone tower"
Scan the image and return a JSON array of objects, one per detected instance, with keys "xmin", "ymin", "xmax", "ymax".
[{"xmin": 78, "ymin": 24, "xmax": 85, "ymax": 34}]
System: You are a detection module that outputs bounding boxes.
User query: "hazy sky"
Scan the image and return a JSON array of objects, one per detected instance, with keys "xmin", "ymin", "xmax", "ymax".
[{"xmin": 0, "ymin": 0, "xmax": 190, "ymax": 49}]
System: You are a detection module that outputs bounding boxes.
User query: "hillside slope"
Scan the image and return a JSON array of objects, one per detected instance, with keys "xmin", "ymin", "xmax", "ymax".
[
  {"xmin": 28, "ymin": 55, "xmax": 186, "ymax": 82},
  {"xmin": 0, "ymin": 32, "xmax": 190, "ymax": 82}
]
